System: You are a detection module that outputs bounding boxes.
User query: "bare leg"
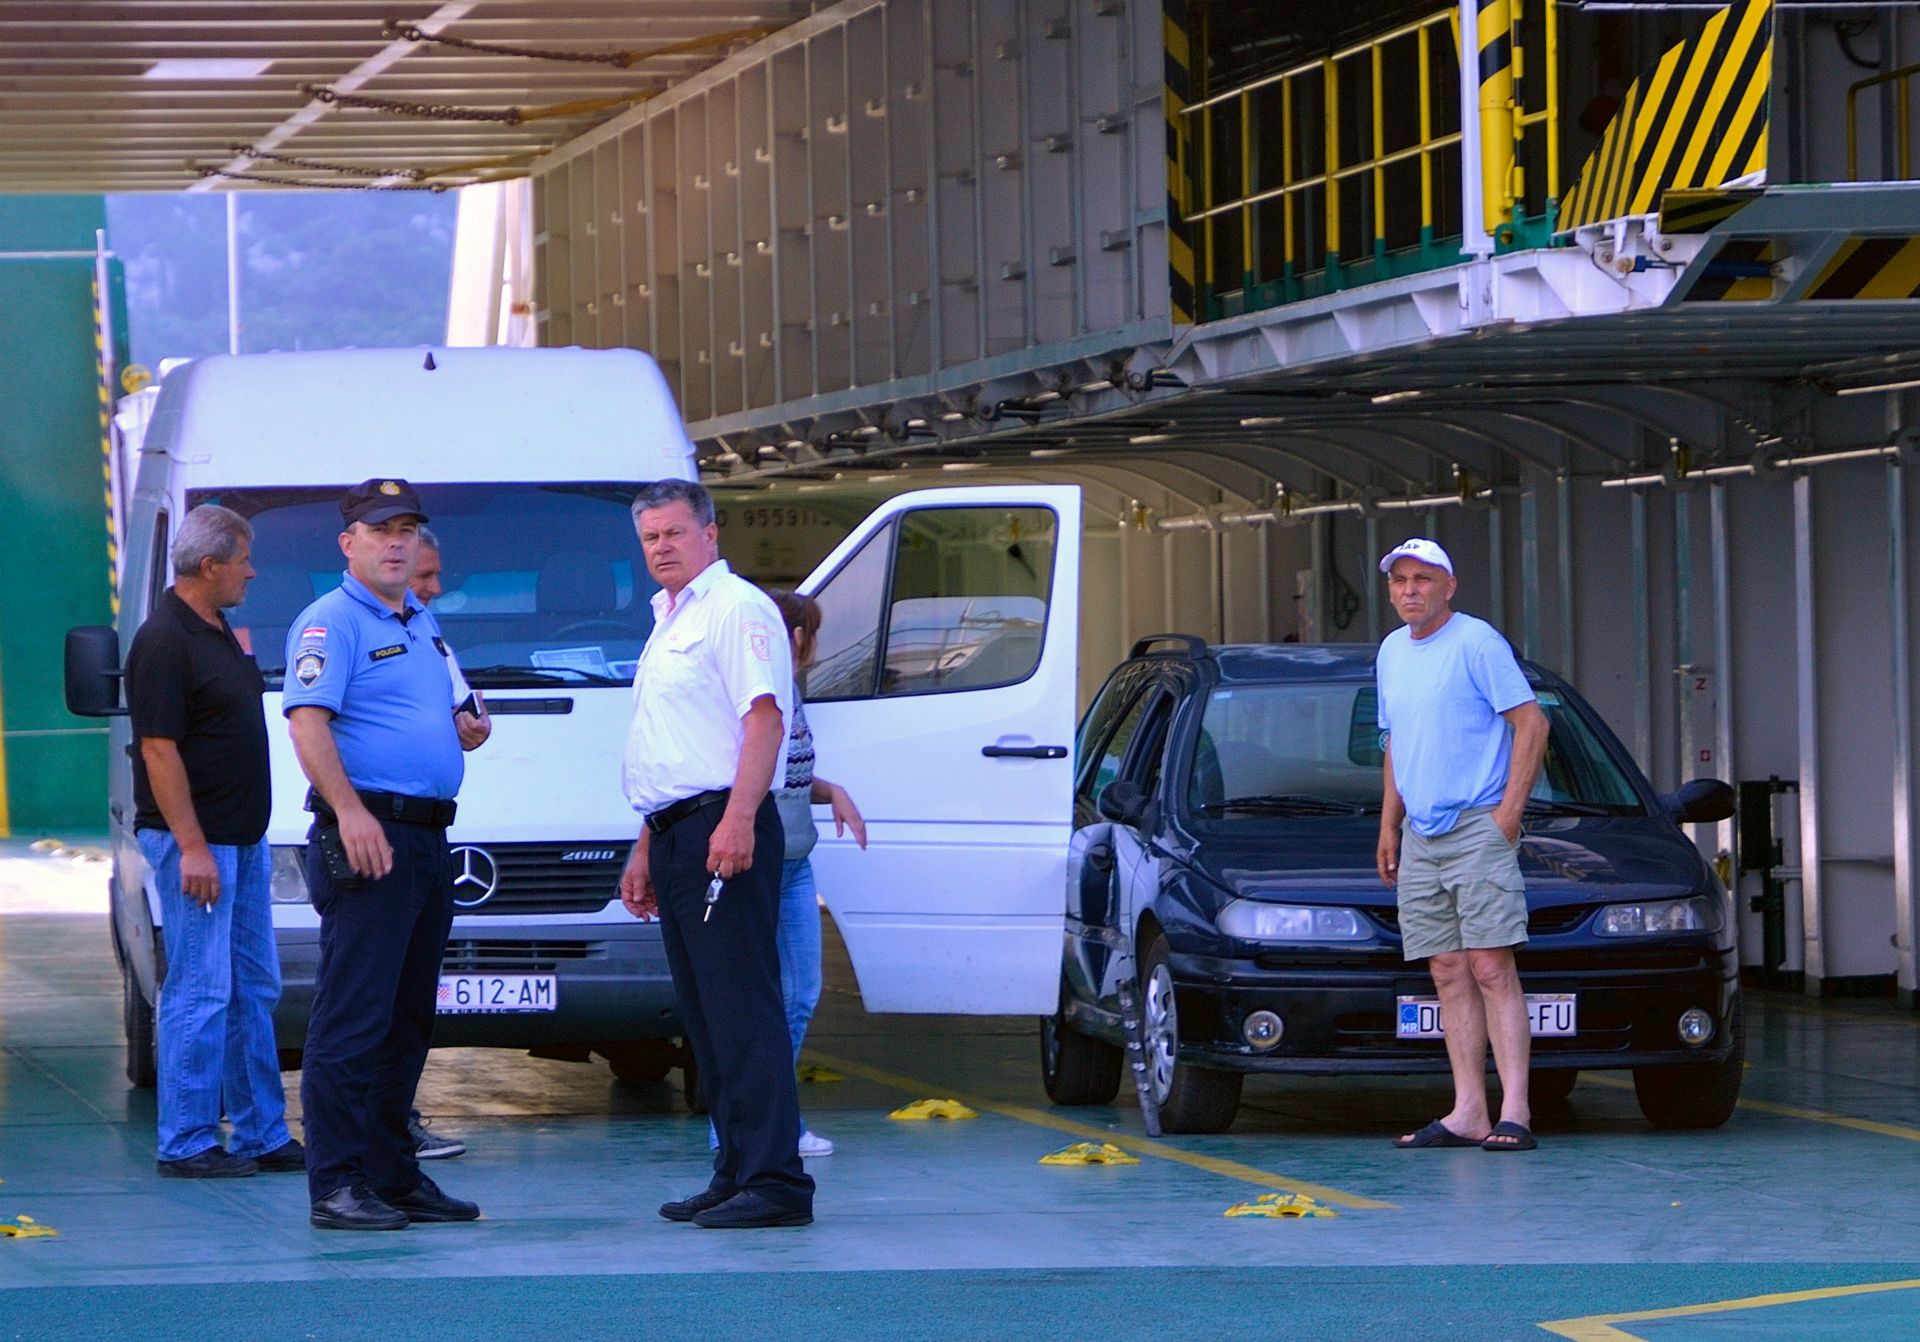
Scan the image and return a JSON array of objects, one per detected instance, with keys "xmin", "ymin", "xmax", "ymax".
[
  {"xmin": 1471, "ymin": 947, "xmax": 1532, "ymax": 1132},
  {"xmin": 1402, "ymin": 950, "xmax": 1493, "ymax": 1142}
]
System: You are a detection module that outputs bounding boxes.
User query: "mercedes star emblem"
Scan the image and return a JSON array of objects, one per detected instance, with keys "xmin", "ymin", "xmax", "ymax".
[{"xmin": 449, "ymin": 845, "xmax": 499, "ymax": 907}]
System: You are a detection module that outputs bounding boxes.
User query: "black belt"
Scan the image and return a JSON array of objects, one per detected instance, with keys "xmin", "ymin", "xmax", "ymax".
[
  {"xmin": 308, "ymin": 788, "xmax": 457, "ymax": 829},
  {"xmin": 646, "ymin": 788, "xmax": 730, "ymax": 835}
]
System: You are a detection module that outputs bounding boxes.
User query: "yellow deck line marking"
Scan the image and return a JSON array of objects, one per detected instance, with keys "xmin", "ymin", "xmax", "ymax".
[
  {"xmin": 1581, "ymin": 1072, "xmax": 1920, "ymax": 1142},
  {"xmin": 803, "ymin": 1049, "xmax": 1396, "ymax": 1211},
  {"xmin": 1538, "ymin": 1276, "xmax": 1920, "ymax": 1341}
]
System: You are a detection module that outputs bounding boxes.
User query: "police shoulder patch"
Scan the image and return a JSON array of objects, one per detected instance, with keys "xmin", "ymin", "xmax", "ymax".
[
  {"xmin": 294, "ymin": 651, "xmax": 326, "ymax": 688},
  {"xmin": 369, "ymin": 643, "xmax": 408, "ymax": 662}
]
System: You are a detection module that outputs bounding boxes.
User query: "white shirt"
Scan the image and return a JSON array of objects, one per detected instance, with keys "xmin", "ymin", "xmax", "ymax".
[{"xmin": 621, "ymin": 559, "xmax": 792, "ymax": 815}]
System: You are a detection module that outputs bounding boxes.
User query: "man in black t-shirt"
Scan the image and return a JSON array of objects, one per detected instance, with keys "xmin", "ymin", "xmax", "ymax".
[{"xmin": 125, "ymin": 504, "xmax": 303, "ymax": 1180}]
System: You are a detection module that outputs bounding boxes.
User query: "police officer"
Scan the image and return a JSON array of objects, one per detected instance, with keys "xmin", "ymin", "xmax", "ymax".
[
  {"xmin": 284, "ymin": 479, "xmax": 490, "ymax": 1231},
  {"xmin": 620, "ymin": 479, "xmax": 814, "ymax": 1229}
]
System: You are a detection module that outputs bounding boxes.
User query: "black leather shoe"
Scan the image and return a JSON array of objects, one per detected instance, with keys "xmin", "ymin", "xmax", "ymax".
[
  {"xmin": 691, "ymin": 1190, "xmax": 813, "ymax": 1229},
  {"xmin": 658, "ymin": 1185, "xmax": 735, "ymax": 1223},
  {"xmin": 252, "ymin": 1138, "xmax": 306, "ymax": 1173},
  {"xmin": 383, "ymin": 1174, "xmax": 480, "ymax": 1223},
  {"xmin": 310, "ymin": 1184, "xmax": 408, "ymax": 1231},
  {"xmin": 156, "ymin": 1148, "xmax": 257, "ymax": 1179}
]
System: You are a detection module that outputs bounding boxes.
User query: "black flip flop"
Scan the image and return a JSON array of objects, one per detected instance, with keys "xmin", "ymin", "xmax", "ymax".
[
  {"xmin": 1481, "ymin": 1120, "xmax": 1537, "ymax": 1152},
  {"xmin": 1394, "ymin": 1119, "xmax": 1481, "ymax": 1149}
]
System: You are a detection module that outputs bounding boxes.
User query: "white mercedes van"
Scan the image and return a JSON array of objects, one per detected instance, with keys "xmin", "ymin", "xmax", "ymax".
[{"xmin": 68, "ymin": 346, "xmax": 1085, "ymax": 1102}]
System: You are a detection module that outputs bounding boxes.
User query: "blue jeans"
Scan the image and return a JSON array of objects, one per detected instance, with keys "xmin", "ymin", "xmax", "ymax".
[
  {"xmin": 711, "ymin": 857, "xmax": 821, "ymax": 1147},
  {"xmin": 137, "ymin": 830, "xmax": 291, "ymax": 1163}
]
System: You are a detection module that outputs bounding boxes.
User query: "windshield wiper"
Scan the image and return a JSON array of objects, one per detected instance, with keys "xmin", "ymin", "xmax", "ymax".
[
  {"xmin": 1197, "ymin": 794, "xmax": 1369, "ymax": 816},
  {"xmin": 1524, "ymin": 799, "xmax": 1625, "ymax": 817},
  {"xmin": 459, "ymin": 664, "xmax": 624, "ymax": 687}
]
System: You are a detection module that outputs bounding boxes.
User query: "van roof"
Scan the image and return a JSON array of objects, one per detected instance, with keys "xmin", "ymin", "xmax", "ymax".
[{"xmin": 142, "ymin": 346, "xmax": 695, "ymax": 487}]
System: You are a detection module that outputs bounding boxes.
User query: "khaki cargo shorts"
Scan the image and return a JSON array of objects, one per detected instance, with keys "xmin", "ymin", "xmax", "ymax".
[{"xmin": 1395, "ymin": 807, "xmax": 1528, "ymax": 961}]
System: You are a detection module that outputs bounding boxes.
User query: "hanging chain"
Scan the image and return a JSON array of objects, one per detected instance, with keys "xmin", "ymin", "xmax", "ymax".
[
  {"xmin": 379, "ymin": 20, "xmax": 770, "ymax": 69},
  {"xmin": 190, "ymin": 164, "xmax": 452, "ymax": 191},
  {"xmin": 302, "ymin": 84, "xmax": 526, "ymax": 123},
  {"xmin": 228, "ymin": 145, "xmax": 426, "ymax": 180}
]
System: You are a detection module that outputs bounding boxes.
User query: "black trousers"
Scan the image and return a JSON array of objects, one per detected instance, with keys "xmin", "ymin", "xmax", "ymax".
[
  {"xmin": 301, "ymin": 818, "xmax": 453, "ymax": 1203},
  {"xmin": 653, "ymin": 794, "xmax": 814, "ymax": 1211}
]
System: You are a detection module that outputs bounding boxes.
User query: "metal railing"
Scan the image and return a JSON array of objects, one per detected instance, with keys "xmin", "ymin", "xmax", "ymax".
[
  {"xmin": 1174, "ymin": 2, "xmax": 1559, "ymax": 318},
  {"xmin": 1847, "ymin": 61, "xmax": 1918, "ymax": 181}
]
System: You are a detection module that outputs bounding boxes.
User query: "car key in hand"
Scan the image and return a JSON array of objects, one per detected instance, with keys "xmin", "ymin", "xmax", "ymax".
[{"xmin": 704, "ymin": 872, "xmax": 723, "ymax": 922}]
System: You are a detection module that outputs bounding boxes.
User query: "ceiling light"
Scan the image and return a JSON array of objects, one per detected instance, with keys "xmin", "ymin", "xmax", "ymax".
[
  {"xmin": 941, "ymin": 462, "xmax": 986, "ymax": 471},
  {"xmin": 1129, "ymin": 432, "xmax": 1173, "ymax": 445},
  {"xmin": 1837, "ymin": 377, "xmax": 1920, "ymax": 397},
  {"xmin": 144, "ymin": 59, "xmax": 273, "ymax": 80},
  {"xmin": 1239, "ymin": 416, "xmax": 1286, "ymax": 428},
  {"xmin": 1370, "ymin": 389, "xmax": 1423, "ymax": 404}
]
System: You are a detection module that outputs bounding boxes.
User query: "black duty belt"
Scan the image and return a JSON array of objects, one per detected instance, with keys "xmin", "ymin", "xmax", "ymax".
[
  {"xmin": 646, "ymin": 788, "xmax": 730, "ymax": 835},
  {"xmin": 308, "ymin": 788, "xmax": 457, "ymax": 829}
]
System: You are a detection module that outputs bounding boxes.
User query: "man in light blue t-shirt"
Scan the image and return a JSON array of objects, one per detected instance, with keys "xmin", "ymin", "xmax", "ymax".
[{"xmin": 1374, "ymin": 538, "xmax": 1548, "ymax": 1154}]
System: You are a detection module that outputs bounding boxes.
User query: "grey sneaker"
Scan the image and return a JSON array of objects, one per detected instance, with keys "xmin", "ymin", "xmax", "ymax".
[
  {"xmin": 157, "ymin": 1147, "xmax": 257, "ymax": 1179},
  {"xmin": 409, "ymin": 1116, "xmax": 466, "ymax": 1160},
  {"xmin": 797, "ymin": 1129, "xmax": 834, "ymax": 1158}
]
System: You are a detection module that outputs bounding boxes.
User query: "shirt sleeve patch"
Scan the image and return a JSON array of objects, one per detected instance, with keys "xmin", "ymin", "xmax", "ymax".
[
  {"xmin": 744, "ymin": 619, "xmax": 772, "ymax": 663},
  {"xmin": 294, "ymin": 650, "xmax": 327, "ymax": 687},
  {"xmin": 301, "ymin": 626, "xmax": 327, "ymax": 640}
]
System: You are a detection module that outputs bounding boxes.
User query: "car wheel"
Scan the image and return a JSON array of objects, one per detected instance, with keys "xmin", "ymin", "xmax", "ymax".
[
  {"xmin": 1139, "ymin": 932, "xmax": 1242, "ymax": 1133},
  {"xmin": 1532, "ymin": 1068, "xmax": 1579, "ymax": 1104},
  {"xmin": 1040, "ymin": 979, "xmax": 1123, "ymax": 1106},
  {"xmin": 597, "ymin": 1040, "xmax": 676, "ymax": 1084},
  {"xmin": 123, "ymin": 965, "xmax": 156, "ymax": 1089},
  {"xmin": 1632, "ymin": 1000, "xmax": 1744, "ymax": 1130}
]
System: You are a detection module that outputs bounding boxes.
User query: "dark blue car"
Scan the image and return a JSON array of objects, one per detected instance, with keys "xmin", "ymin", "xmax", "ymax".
[{"xmin": 1042, "ymin": 637, "xmax": 1740, "ymax": 1134}]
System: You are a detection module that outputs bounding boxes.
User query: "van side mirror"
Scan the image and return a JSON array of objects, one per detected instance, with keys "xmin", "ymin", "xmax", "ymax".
[
  {"xmin": 1097, "ymin": 779, "xmax": 1152, "ymax": 829},
  {"xmin": 1663, "ymin": 778, "xmax": 1734, "ymax": 825},
  {"xmin": 65, "ymin": 626, "xmax": 128, "ymax": 717}
]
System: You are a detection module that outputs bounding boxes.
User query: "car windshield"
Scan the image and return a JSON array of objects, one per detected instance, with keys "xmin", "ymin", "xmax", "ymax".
[
  {"xmin": 193, "ymin": 483, "xmax": 659, "ymax": 689},
  {"xmin": 1188, "ymin": 681, "xmax": 1644, "ymax": 817}
]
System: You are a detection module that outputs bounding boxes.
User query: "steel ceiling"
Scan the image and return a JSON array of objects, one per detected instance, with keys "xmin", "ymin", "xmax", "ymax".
[{"xmin": 0, "ymin": 1, "xmax": 815, "ymax": 193}]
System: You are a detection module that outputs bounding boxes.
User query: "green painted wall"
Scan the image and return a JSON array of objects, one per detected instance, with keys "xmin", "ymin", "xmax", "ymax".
[{"xmin": 0, "ymin": 197, "xmax": 121, "ymax": 835}]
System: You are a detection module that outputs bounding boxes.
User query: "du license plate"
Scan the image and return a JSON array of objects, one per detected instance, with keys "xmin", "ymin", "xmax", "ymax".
[
  {"xmin": 437, "ymin": 973, "xmax": 557, "ymax": 1014},
  {"xmin": 1396, "ymin": 993, "xmax": 1576, "ymax": 1039}
]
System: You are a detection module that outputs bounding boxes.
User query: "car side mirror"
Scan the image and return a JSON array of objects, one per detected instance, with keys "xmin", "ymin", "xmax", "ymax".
[
  {"xmin": 1663, "ymin": 778, "xmax": 1734, "ymax": 825},
  {"xmin": 1097, "ymin": 779, "xmax": 1152, "ymax": 829},
  {"xmin": 65, "ymin": 625, "xmax": 128, "ymax": 718}
]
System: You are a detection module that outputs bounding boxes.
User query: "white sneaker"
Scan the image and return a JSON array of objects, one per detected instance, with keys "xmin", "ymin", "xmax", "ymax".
[{"xmin": 797, "ymin": 1129, "xmax": 834, "ymax": 1158}]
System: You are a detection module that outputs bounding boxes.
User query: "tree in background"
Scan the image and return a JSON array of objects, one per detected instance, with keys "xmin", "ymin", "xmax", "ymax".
[{"xmin": 107, "ymin": 191, "xmax": 458, "ymax": 368}]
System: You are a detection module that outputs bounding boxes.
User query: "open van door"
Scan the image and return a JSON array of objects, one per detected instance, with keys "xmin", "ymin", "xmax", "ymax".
[{"xmin": 799, "ymin": 486, "xmax": 1079, "ymax": 1014}]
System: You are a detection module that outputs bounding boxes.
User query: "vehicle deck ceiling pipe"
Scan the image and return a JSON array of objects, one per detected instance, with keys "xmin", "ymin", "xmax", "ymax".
[
  {"xmin": 1674, "ymin": 487, "xmax": 1695, "ymax": 802},
  {"xmin": 1794, "ymin": 471, "xmax": 1826, "ymax": 988},
  {"xmin": 1364, "ymin": 511, "xmax": 1382, "ymax": 643},
  {"xmin": 1889, "ymin": 394, "xmax": 1918, "ymax": 1004},
  {"xmin": 1519, "ymin": 474, "xmax": 1541, "ymax": 661},
  {"xmin": 1487, "ymin": 489, "xmax": 1505, "ymax": 631},
  {"xmin": 1631, "ymin": 487, "xmax": 1653, "ymax": 775},
  {"xmin": 1556, "ymin": 463, "xmax": 1574, "ymax": 681}
]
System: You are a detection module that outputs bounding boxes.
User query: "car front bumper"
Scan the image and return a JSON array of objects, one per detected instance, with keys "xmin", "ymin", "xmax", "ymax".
[
  {"xmin": 1154, "ymin": 944, "xmax": 1740, "ymax": 1076},
  {"xmin": 272, "ymin": 917, "xmax": 681, "ymax": 1050}
]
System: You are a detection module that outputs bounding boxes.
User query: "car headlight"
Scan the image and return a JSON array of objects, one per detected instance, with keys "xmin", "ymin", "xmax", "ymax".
[
  {"xmin": 270, "ymin": 845, "xmax": 310, "ymax": 904},
  {"xmin": 1218, "ymin": 900, "xmax": 1369, "ymax": 942},
  {"xmin": 1595, "ymin": 896, "xmax": 1717, "ymax": 936}
]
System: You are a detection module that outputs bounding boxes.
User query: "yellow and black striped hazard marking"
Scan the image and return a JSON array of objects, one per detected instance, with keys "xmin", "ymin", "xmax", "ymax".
[
  {"xmin": 1681, "ymin": 237, "xmax": 1776, "ymax": 301},
  {"xmin": 1659, "ymin": 187, "xmax": 1763, "ymax": 235},
  {"xmin": 1163, "ymin": 0, "xmax": 1196, "ymax": 326},
  {"xmin": 1803, "ymin": 236, "xmax": 1920, "ymax": 300},
  {"xmin": 1559, "ymin": 0, "xmax": 1773, "ymax": 233},
  {"xmin": 91, "ymin": 274, "xmax": 120, "ymax": 618}
]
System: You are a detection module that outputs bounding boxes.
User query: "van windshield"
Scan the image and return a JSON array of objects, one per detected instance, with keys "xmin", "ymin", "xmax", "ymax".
[
  {"xmin": 1188, "ymin": 681, "xmax": 1644, "ymax": 818},
  {"xmin": 192, "ymin": 484, "xmax": 659, "ymax": 689}
]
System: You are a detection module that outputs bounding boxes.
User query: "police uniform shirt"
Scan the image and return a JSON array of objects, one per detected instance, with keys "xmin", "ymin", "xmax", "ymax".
[
  {"xmin": 622, "ymin": 559, "xmax": 792, "ymax": 815},
  {"xmin": 281, "ymin": 572, "xmax": 464, "ymax": 800},
  {"xmin": 125, "ymin": 589, "xmax": 272, "ymax": 845}
]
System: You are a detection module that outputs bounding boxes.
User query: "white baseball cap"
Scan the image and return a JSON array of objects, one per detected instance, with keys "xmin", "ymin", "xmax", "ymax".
[{"xmin": 1378, "ymin": 538, "xmax": 1453, "ymax": 575}]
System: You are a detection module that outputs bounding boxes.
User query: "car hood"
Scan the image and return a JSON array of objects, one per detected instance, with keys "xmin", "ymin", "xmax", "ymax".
[{"xmin": 1185, "ymin": 815, "xmax": 1706, "ymax": 909}]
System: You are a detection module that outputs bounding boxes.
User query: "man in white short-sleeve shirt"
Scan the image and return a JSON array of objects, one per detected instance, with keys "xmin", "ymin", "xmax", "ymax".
[
  {"xmin": 1374, "ymin": 538, "xmax": 1548, "ymax": 1154},
  {"xmin": 617, "ymin": 479, "xmax": 813, "ymax": 1229}
]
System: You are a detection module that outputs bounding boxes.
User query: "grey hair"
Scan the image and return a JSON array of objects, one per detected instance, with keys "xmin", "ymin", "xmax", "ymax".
[
  {"xmin": 171, "ymin": 504, "xmax": 252, "ymax": 577},
  {"xmin": 417, "ymin": 524, "xmax": 440, "ymax": 551},
  {"xmin": 631, "ymin": 478, "xmax": 715, "ymax": 527}
]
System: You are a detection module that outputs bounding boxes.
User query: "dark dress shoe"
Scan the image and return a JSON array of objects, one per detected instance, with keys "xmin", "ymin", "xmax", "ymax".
[
  {"xmin": 156, "ymin": 1148, "xmax": 257, "ymax": 1179},
  {"xmin": 251, "ymin": 1138, "xmax": 306, "ymax": 1173},
  {"xmin": 658, "ymin": 1185, "xmax": 735, "ymax": 1223},
  {"xmin": 383, "ymin": 1174, "xmax": 480, "ymax": 1223},
  {"xmin": 691, "ymin": 1190, "xmax": 813, "ymax": 1229},
  {"xmin": 310, "ymin": 1184, "xmax": 408, "ymax": 1231}
]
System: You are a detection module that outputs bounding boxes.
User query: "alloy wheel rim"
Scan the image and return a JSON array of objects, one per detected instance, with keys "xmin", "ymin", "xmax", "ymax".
[{"xmin": 1144, "ymin": 962, "xmax": 1177, "ymax": 1101}]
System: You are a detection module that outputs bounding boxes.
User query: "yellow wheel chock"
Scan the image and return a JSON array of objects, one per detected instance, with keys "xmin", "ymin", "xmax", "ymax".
[
  {"xmin": 796, "ymin": 1064, "xmax": 844, "ymax": 1084},
  {"xmin": 888, "ymin": 1098, "xmax": 979, "ymax": 1121},
  {"xmin": 0, "ymin": 1215, "xmax": 58, "ymax": 1239},
  {"xmin": 1038, "ymin": 1141, "xmax": 1140, "ymax": 1166}
]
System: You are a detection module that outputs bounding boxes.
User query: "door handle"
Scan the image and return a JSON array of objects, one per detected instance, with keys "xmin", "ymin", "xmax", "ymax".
[
  {"xmin": 981, "ymin": 744, "xmax": 1068, "ymax": 759},
  {"xmin": 1087, "ymin": 843, "xmax": 1114, "ymax": 872}
]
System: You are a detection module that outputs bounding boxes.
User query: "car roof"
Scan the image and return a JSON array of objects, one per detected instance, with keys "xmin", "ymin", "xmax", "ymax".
[{"xmin": 1131, "ymin": 639, "xmax": 1561, "ymax": 689}]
